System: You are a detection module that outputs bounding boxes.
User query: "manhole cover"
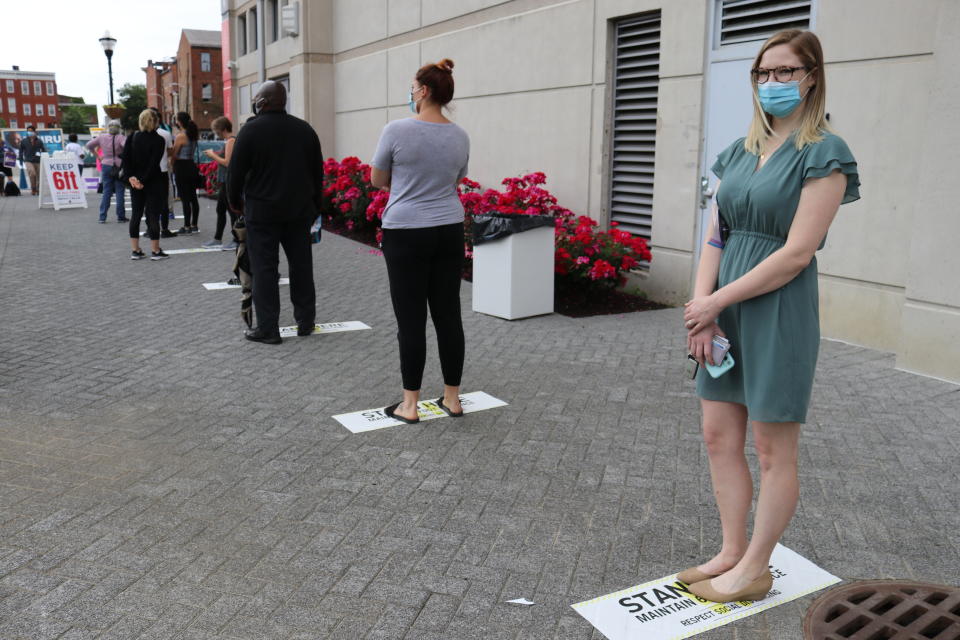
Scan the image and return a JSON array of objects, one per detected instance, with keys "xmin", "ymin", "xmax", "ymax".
[{"xmin": 803, "ymin": 580, "xmax": 960, "ymax": 639}]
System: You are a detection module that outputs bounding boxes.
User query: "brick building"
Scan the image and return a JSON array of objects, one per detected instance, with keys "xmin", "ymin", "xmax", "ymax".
[
  {"xmin": 145, "ymin": 59, "xmax": 178, "ymax": 127},
  {"xmin": 145, "ymin": 29, "xmax": 223, "ymax": 133},
  {"xmin": 0, "ymin": 67, "xmax": 59, "ymax": 129}
]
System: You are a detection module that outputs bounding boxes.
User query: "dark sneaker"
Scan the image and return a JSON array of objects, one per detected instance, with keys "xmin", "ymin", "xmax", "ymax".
[
  {"xmin": 244, "ymin": 328, "xmax": 281, "ymax": 345},
  {"xmin": 150, "ymin": 250, "xmax": 170, "ymax": 261},
  {"xmin": 117, "ymin": 217, "xmax": 128, "ymax": 222},
  {"xmin": 175, "ymin": 226, "xmax": 191, "ymax": 235},
  {"xmin": 226, "ymin": 277, "xmax": 241, "ymax": 286},
  {"xmin": 190, "ymin": 226, "xmax": 200, "ymax": 234},
  {"xmin": 297, "ymin": 324, "xmax": 315, "ymax": 337},
  {"xmin": 98, "ymin": 219, "xmax": 106, "ymax": 224},
  {"xmin": 161, "ymin": 229, "xmax": 178, "ymax": 238},
  {"xmin": 201, "ymin": 239, "xmax": 222, "ymax": 249},
  {"xmin": 130, "ymin": 250, "xmax": 145, "ymax": 260}
]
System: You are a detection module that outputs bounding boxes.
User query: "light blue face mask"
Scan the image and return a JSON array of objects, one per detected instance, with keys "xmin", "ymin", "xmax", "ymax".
[
  {"xmin": 757, "ymin": 72, "xmax": 812, "ymax": 118},
  {"xmin": 408, "ymin": 86, "xmax": 422, "ymax": 114}
]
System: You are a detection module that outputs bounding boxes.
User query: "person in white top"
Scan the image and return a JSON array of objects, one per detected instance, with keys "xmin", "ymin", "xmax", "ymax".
[
  {"xmin": 64, "ymin": 134, "xmax": 86, "ymax": 175},
  {"xmin": 149, "ymin": 107, "xmax": 177, "ymax": 238}
]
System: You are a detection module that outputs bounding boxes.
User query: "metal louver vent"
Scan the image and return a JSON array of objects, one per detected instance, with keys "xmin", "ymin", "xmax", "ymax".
[
  {"xmin": 720, "ymin": 0, "xmax": 811, "ymax": 46},
  {"xmin": 610, "ymin": 12, "xmax": 660, "ymax": 240}
]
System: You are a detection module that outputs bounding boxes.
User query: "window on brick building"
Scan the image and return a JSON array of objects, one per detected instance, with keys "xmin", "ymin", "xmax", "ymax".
[
  {"xmin": 202, "ymin": 84, "xmax": 213, "ymax": 102},
  {"xmin": 21, "ymin": 81, "xmax": 29, "ymax": 95},
  {"xmin": 48, "ymin": 104, "xmax": 56, "ymax": 117},
  {"xmin": 23, "ymin": 104, "xmax": 31, "ymax": 116},
  {"xmin": 36, "ymin": 104, "xmax": 43, "ymax": 116},
  {"xmin": 201, "ymin": 52, "xmax": 211, "ymax": 72},
  {"xmin": 33, "ymin": 81, "xmax": 41, "ymax": 95},
  {"xmin": 5, "ymin": 80, "xmax": 13, "ymax": 92},
  {"xmin": 6, "ymin": 98, "xmax": 14, "ymax": 112},
  {"xmin": 10, "ymin": 119, "xmax": 17, "ymax": 128},
  {"xmin": 46, "ymin": 82, "xmax": 54, "ymax": 95}
]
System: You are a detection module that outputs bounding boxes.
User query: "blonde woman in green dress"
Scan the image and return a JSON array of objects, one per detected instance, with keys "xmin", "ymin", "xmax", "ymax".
[{"xmin": 680, "ymin": 30, "xmax": 860, "ymax": 602}]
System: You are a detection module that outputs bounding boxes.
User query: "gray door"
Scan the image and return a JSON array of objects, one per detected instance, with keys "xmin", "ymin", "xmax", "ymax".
[{"xmin": 696, "ymin": 0, "xmax": 814, "ymax": 261}]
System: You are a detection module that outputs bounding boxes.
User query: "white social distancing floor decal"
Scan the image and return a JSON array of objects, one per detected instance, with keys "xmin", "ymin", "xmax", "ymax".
[
  {"xmin": 279, "ymin": 320, "xmax": 371, "ymax": 338},
  {"xmin": 333, "ymin": 391, "xmax": 507, "ymax": 433},
  {"xmin": 164, "ymin": 247, "xmax": 224, "ymax": 255},
  {"xmin": 571, "ymin": 544, "xmax": 840, "ymax": 640},
  {"xmin": 203, "ymin": 278, "xmax": 289, "ymax": 290}
]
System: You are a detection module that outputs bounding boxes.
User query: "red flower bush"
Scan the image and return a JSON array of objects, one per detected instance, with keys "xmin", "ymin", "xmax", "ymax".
[
  {"xmin": 198, "ymin": 161, "xmax": 219, "ymax": 195},
  {"xmin": 322, "ymin": 157, "xmax": 379, "ymax": 229},
  {"xmin": 320, "ymin": 159, "xmax": 650, "ymax": 290}
]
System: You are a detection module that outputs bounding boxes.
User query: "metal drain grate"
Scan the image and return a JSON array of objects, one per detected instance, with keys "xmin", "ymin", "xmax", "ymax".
[{"xmin": 803, "ymin": 580, "xmax": 960, "ymax": 639}]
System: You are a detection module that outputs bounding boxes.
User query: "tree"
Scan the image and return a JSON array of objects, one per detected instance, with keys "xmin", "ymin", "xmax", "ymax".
[
  {"xmin": 61, "ymin": 106, "xmax": 89, "ymax": 135},
  {"xmin": 0, "ymin": 117, "xmax": 7, "ymax": 128},
  {"xmin": 118, "ymin": 83, "xmax": 147, "ymax": 133}
]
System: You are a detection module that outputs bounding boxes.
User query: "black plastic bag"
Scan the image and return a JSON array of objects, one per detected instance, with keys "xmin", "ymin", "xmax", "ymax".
[{"xmin": 471, "ymin": 213, "xmax": 554, "ymax": 245}]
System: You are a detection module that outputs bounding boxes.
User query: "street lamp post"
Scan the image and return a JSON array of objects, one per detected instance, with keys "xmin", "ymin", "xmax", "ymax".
[{"xmin": 99, "ymin": 30, "xmax": 117, "ymax": 104}]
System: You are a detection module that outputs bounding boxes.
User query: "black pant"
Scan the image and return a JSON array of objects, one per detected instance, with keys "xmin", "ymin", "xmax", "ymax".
[
  {"xmin": 128, "ymin": 177, "xmax": 165, "ymax": 241},
  {"xmin": 245, "ymin": 214, "xmax": 316, "ymax": 334},
  {"xmin": 159, "ymin": 172, "xmax": 170, "ymax": 230},
  {"xmin": 215, "ymin": 186, "xmax": 237, "ymax": 241},
  {"xmin": 382, "ymin": 223, "xmax": 465, "ymax": 391},
  {"xmin": 173, "ymin": 159, "xmax": 199, "ymax": 227}
]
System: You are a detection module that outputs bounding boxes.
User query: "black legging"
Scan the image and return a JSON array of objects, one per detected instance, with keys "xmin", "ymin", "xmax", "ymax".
[
  {"xmin": 215, "ymin": 185, "xmax": 237, "ymax": 241},
  {"xmin": 382, "ymin": 222, "xmax": 465, "ymax": 391},
  {"xmin": 128, "ymin": 177, "xmax": 165, "ymax": 240},
  {"xmin": 173, "ymin": 159, "xmax": 200, "ymax": 227}
]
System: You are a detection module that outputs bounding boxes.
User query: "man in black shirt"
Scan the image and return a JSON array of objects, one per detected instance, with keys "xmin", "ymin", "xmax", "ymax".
[
  {"xmin": 228, "ymin": 81, "xmax": 323, "ymax": 344},
  {"xmin": 18, "ymin": 125, "xmax": 46, "ymax": 195}
]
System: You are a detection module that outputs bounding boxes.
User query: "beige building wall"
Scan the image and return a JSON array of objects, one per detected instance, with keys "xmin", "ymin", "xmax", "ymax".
[
  {"xmin": 331, "ymin": 0, "xmax": 707, "ymax": 307},
  {"xmin": 226, "ymin": 0, "xmax": 335, "ymax": 152},
  {"xmin": 222, "ymin": 0, "xmax": 960, "ymax": 383}
]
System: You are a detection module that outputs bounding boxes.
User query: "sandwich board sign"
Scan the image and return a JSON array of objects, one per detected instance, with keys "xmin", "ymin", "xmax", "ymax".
[{"xmin": 39, "ymin": 152, "xmax": 86, "ymax": 210}]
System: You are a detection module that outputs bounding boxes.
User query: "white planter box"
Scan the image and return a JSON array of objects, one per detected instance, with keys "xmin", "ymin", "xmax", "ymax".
[{"xmin": 472, "ymin": 226, "xmax": 554, "ymax": 320}]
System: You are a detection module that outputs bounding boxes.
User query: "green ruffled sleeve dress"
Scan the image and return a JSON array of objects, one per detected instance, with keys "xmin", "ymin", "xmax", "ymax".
[{"xmin": 696, "ymin": 131, "xmax": 860, "ymax": 423}]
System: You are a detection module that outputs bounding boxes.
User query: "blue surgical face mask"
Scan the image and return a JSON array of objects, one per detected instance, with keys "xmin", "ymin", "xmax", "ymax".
[
  {"xmin": 408, "ymin": 86, "xmax": 421, "ymax": 114},
  {"xmin": 27, "ymin": 131, "xmax": 35, "ymax": 137},
  {"xmin": 757, "ymin": 71, "xmax": 812, "ymax": 118}
]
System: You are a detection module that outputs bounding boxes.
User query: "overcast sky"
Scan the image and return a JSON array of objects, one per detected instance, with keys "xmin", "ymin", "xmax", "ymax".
[{"xmin": 7, "ymin": 0, "xmax": 222, "ymax": 113}]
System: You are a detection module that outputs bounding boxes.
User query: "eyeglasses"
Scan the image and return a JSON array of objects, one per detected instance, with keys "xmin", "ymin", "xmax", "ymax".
[{"xmin": 750, "ymin": 66, "xmax": 809, "ymax": 84}]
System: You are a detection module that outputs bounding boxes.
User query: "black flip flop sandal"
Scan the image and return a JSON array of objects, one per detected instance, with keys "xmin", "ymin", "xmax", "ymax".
[
  {"xmin": 435, "ymin": 397, "xmax": 464, "ymax": 418},
  {"xmin": 384, "ymin": 402, "xmax": 419, "ymax": 424}
]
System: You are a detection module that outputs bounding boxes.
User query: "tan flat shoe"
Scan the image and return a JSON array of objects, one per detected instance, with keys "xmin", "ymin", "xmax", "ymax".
[
  {"xmin": 688, "ymin": 571, "xmax": 774, "ymax": 603},
  {"xmin": 676, "ymin": 567, "xmax": 722, "ymax": 585}
]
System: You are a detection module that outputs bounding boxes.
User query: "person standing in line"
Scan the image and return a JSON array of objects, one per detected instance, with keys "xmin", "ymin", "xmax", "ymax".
[
  {"xmin": 149, "ymin": 108, "xmax": 177, "ymax": 238},
  {"xmin": 202, "ymin": 116, "xmax": 238, "ymax": 250},
  {"xmin": 18, "ymin": 125, "xmax": 46, "ymax": 195},
  {"xmin": 64, "ymin": 134, "xmax": 86, "ymax": 176},
  {"xmin": 86, "ymin": 121, "xmax": 127, "ymax": 222},
  {"xmin": 122, "ymin": 109, "xmax": 170, "ymax": 261},
  {"xmin": 172, "ymin": 111, "xmax": 201, "ymax": 235},
  {"xmin": 371, "ymin": 58, "xmax": 470, "ymax": 424},
  {"xmin": 228, "ymin": 81, "xmax": 321, "ymax": 344},
  {"xmin": 680, "ymin": 30, "xmax": 859, "ymax": 603}
]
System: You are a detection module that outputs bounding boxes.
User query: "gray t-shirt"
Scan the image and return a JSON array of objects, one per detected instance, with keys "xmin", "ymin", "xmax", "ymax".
[{"xmin": 371, "ymin": 118, "xmax": 470, "ymax": 229}]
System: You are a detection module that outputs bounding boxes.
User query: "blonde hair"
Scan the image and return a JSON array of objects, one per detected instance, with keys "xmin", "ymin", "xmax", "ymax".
[
  {"xmin": 138, "ymin": 109, "xmax": 158, "ymax": 132},
  {"xmin": 745, "ymin": 30, "xmax": 830, "ymax": 154}
]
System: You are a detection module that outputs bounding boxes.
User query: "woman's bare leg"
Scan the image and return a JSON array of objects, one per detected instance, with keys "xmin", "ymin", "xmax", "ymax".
[
  {"xmin": 709, "ymin": 420, "xmax": 800, "ymax": 593},
  {"xmin": 696, "ymin": 399, "xmax": 752, "ymax": 576}
]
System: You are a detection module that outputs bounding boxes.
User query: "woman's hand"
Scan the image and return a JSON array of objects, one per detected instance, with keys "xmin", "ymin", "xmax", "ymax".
[
  {"xmin": 684, "ymin": 293, "xmax": 722, "ymax": 335},
  {"xmin": 129, "ymin": 177, "xmax": 144, "ymax": 190},
  {"xmin": 203, "ymin": 149, "xmax": 215, "ymax": 159},
  {"xmin": 687, "ymin": 323, "xmax": 726, "ymax": 366}
]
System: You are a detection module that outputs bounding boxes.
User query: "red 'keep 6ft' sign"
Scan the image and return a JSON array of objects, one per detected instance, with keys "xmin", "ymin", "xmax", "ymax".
[{"xmin": 52, "ymin": 171, "xmax": 80, "ymax": 191}]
